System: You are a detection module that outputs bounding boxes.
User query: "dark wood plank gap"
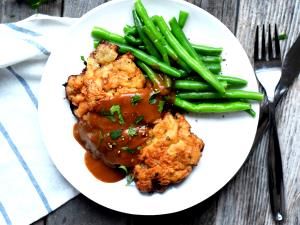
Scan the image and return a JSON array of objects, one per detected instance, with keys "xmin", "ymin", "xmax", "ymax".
[{"xmin": 233, "ymin": 0, "xmax": 240, "ymax": 35}]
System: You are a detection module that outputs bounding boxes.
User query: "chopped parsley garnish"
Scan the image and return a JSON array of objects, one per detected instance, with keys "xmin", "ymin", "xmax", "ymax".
[
  {"xmin": 118, "ymin": 165, "xmax": 128, "ymax": 174},
  {"xmin": 149, "ymin": 91, "xmax": 159, "ymax": 105},
  {"xmin": 131, "ymin": 94, "xmax": 142, "ymax": 106},
  {"xmin": 99, "ymin": 110, "xmax": 116, "ymax": 122},
  {"xmin": 27, "ymin": 0, "xmax": 47, "ymax": 9},
  {"xmin": 126, "ymin": 174, "xmax": 135, "ymax": 186},
  {"xmin": 149, "ymin": 96, "xmax": 157, "ymax": 104},
  {"xmin": 80, "ymin": 55, "xmax": 87, "ymax": 66},
  {"xmin": 110, "ymin": 129, "xmax": 122, "ymax": 140},
  {"xmin": 158, "ymin": 100, "xmax": 165, "ymax": 113},
  {"xmin": 110, "ymin": 105, "xmax": 125, "ymax": 125},
  {"xmin": 279, "ymin": 33, "xmax": 287, "ymax": 40},
  {"xmin": 121, "ymin": 146, "xmax": 136, "ymax": 153},
  {"xmin": 128, "ymin": 127, "xmax": 137, "ymax": 137},
  {"xmin": 134, "ymin": 115, "xmax": 144, "ymax": 125}
]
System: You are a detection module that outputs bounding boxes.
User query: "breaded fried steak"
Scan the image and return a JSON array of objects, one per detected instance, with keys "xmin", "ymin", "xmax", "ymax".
[
  {"xmin": 65, "ymin": 41, "xmax": 205, "ymax": 192},
  {"xmin": 66, "ymin": 42, "xmax": 146, "ymax": 118},
  {"xmin": 133, "ymin": 113, "xmax": 204, "ymax": 192}
]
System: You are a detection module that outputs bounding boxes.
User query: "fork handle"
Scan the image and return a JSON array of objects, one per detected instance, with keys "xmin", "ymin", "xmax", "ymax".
[{"xmin": 268, "ymin": 102, "xmax": 286, "ymax": 223}]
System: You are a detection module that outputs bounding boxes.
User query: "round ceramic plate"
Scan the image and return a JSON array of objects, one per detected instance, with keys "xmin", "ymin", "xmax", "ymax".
[{"xmin": 38, "ymin": 0, "xmax": 259, "ymax": 215}]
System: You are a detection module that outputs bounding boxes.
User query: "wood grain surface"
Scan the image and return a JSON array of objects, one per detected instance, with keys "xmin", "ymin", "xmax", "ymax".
[{"xmin": 1, "ymin": 0, "xmax": 299, "ymax": 224}]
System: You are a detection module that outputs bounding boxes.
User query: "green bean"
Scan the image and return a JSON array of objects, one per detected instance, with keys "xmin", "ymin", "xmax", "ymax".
[
  {"xmin": 155, "ymin": 16, "xmax": 225, "ymax": 93},
  {"xmin": 136, "ymin": 60, "xmax": 163, "ymax": 87},
  {"xmin": 142, "ymin": 26, "xmax": 170, "ymax": 65},
  {"xmin": 205, "ymin": 63, "xmax": 221, "ymax": 74},
  {"xmin": 178, "ymin": 11, "xmax": 189, "ymax": 28},
  {"xmin": 186, "ymin": 75, "xmax": 248, "ymax": 87},
  {"xmin": 124, "ymin": 34, "xmax": 142, "ymax": 46},
  {"xmin": 170, "ymin": 17, "xmax": 222, "ymax": 74},
  {"xmin": 216, "ymin": 75, "xmax": 247, "ymax": 87},
  {"xmin": 169, "ymin": 17, "xmax": 200, "ymax": 60},
  {"xmin": 173, "ymin": 97, "xmax": 252, "ymax": 113},
  {"xmin": 117, "ymin": 43, "xmax": 185, "ymax": 78},
  {"xmin": 198, "ymin": 55, "xmax": 222, "ymax": 63},
  {"xmin": 134, "ymin": 1, "xmax": 169, "ymax": 57},
  {"xmin": 174, "ymin": 80, "xmax": 227, "ymax": 91},
  {"xmin": 135, "ymin": 1, "xmax": 191, "ymax": 72},
  {"xmin": 92, "ymin": 26, "xmax": 126, "ymax": 44},
  {"xmin": 132, "ymin": 10, "xmax": 161, "ymax": 59},
  {"xmin": 176, "ymin": 90, "xmax": 264, "ymax": 101},
  {"xmin": 245, "ymin": 108, "xmax": 256, "ymax": 117},
  {"xmin": 123, "ymin": 25, "xmax": 137, "ymax": 36},
  {"xmin": 94, "ymin": 40, "xmax": 100, "ymax": 49},
  {"xmin": 138, "ymin": 45, "xmax": 145, "ymax": 50},
  {"xmin": 163, "ymin": 74, "xmax": 172, "ymax": 88},
  {"xmin": 191, "ymin": 43, "xmax": 223, "ymax": 56}
]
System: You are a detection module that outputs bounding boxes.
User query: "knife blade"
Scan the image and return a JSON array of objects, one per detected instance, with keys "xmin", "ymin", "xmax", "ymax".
[
  {"xmin": 252, "ymin": 33, "xmax": 300, "ymax": 148},
  {"xmin": 275, "ymin": 34, "xmax": 300, "ymax": 105}
]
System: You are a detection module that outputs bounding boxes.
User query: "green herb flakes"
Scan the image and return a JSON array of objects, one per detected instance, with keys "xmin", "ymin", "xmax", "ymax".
[
  {"xmin": 128, "ymin": 127, "xmax": 137, "ymax": 136},
  {"xmin": 110, "ymin": 129, "xmax": 122, "ymax": 140},
  {"xmin": 131, "ymin": 94, "xmax": 142, "ymax": 106},
  {"xmin": 158, "ymin": 100, "xmax": 165, "ymax": 113},
  {"xmin": 134, "ymin": 115, "xmax": 144, "ymax": 125},
  {"xmin": 126, "ymin": 174, "xmax": 135, "ymax": 186},
  {"xmin": 118, "ymin": 165, "xmax": 128, "ymax": 174},
  {"xmin": 110, "ymin": 105, "xmax": 125, "ymax": 125},
  {"xmin": 149, "ymin": 91, "xmax": 159, "ymax": 104},
  {"xmin": 121, "ymin": 146, "xmax": 136, "ymax": 153}
]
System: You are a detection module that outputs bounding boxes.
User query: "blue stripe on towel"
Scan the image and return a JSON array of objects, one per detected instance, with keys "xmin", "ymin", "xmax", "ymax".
[
  {"xmin": 5, "ymin": 23, "xmax": 41, "ymax": 37},
  {"xmin": 0, "ymin": 202, "xmax": 12, "ymax": 225},
  {"xmin": 23, "ymin": 39, "xmax": 50, "ymax": 56},
  {"xmin": 6, "ymin": 67, "xmax": 38, "ymax": 109},
  {"xmin": 0, "ymin": 122, "xmax": 52, "ymax": 213}
]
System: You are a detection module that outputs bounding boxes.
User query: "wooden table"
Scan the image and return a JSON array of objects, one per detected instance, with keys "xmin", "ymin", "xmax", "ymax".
[{"xmin": 1, "ymin": 0, "xmax": 299, "ymax": 224}]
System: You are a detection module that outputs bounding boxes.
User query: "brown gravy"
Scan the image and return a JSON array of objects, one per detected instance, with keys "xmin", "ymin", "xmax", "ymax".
[
  {"xmin": 84, "ymin": 152, "xmax": 125, "ymax": 183},
  {"xmin": 73, "ymin": 87, "xmax": 163, "ymax": 182}
]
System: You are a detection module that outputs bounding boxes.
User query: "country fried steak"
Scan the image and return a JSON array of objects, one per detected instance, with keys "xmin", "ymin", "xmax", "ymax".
[
  {"xmin": 134, "ymin": 113, "xmax": 204, "ymax": 192},
  {"xmin": 66, "ymin": 41, "xmax": 146, "ymax": 118},
  {"xmin": 65, "ymin": 41, "xmax": 204, "ymax": 192}
]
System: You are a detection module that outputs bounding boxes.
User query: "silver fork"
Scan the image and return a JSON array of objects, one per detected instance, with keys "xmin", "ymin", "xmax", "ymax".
[{"xmin": 254, "ymin": 25, "xmax": 286, "ymax": 223}]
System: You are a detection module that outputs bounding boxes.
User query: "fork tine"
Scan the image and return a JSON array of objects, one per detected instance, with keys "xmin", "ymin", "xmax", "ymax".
[
  {"xmin": 254, "ymin": 25, "xmax": 259, "ymax": 61},
  {"xmin": 274, "ymin": 24, "xmax": 281, "ymax": 59},
  {"xmin": 268, "ymin": 24, "xmax": 273, "ymax": 60},
  {"xmin": 261, "ymin": 25, "xmax": 266, "ymax": 60}
]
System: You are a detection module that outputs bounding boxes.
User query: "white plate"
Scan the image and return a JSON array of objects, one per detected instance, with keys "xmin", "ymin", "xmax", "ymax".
[{"xmin": 38, "ymin": 0, "xmax": 259, "ymax": 215}]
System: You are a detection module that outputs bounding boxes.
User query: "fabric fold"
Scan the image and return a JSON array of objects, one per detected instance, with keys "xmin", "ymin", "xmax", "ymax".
[{"xmin": 0, "ymin": 14, "xmax": 79, "ymax": 225}]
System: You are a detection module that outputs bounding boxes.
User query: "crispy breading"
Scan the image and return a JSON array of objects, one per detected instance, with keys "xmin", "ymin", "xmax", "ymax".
[
  {"xmin": 65, "ymin": 42, "xmax": 146, "ymax": 118},
  {"xmin": 133, "ymin": 113, "xmax": 204, "ymax": 192}
]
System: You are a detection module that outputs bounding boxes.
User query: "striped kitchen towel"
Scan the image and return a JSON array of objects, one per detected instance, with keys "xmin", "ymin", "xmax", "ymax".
[{"xmin": 0, "ymin": 15, "xmax": 79, "ymax": 225}]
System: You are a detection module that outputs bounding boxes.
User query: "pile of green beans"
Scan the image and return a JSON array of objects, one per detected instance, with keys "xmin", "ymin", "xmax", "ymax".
[{"xmin": 91, "ymin": 0, "xmax": 263, "ymax": 116}]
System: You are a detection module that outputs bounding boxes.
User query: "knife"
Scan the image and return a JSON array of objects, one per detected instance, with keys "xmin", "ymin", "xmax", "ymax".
[{"xmin": 252, "ymin": 33, "xmax": 300, "ymax": 148}]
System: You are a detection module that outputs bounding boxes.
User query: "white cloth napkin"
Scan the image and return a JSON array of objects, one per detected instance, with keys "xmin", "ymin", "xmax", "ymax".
[{"xmin": 0, "ymin": 15, "xmax": 80, "ymax": 225}]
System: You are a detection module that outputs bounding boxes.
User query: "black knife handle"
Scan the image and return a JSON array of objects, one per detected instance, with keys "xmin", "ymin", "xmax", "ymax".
[{"xmin": 268, "ymin": 102, "xmax": 286, "ymax": 223}]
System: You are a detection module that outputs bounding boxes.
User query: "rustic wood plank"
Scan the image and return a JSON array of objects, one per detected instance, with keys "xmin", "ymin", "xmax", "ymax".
[
  {"xmin": 214, "ymin": 0, "xmax": 300, "ymax": 224},
  {"xmin": 1, "ymin": 0, "xmax": 298, "ymax": 224},
  {"xmin": 130, "ymin": 195, "xmax": 218, "ymax": 225},
  {"xmin": 187, "ymin": 0, "xmax": 239, "ymax": 33},
  {"xmin": 62, "ymin": 0, "xmax": 109, "ymax": 17},
  {"xmin": 0, "ymin": 0, "xmax": 62, "ymax": 23},
  {"xmin": 45, "ymin": 194, "xmax": 127, "ymax": 225}
]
